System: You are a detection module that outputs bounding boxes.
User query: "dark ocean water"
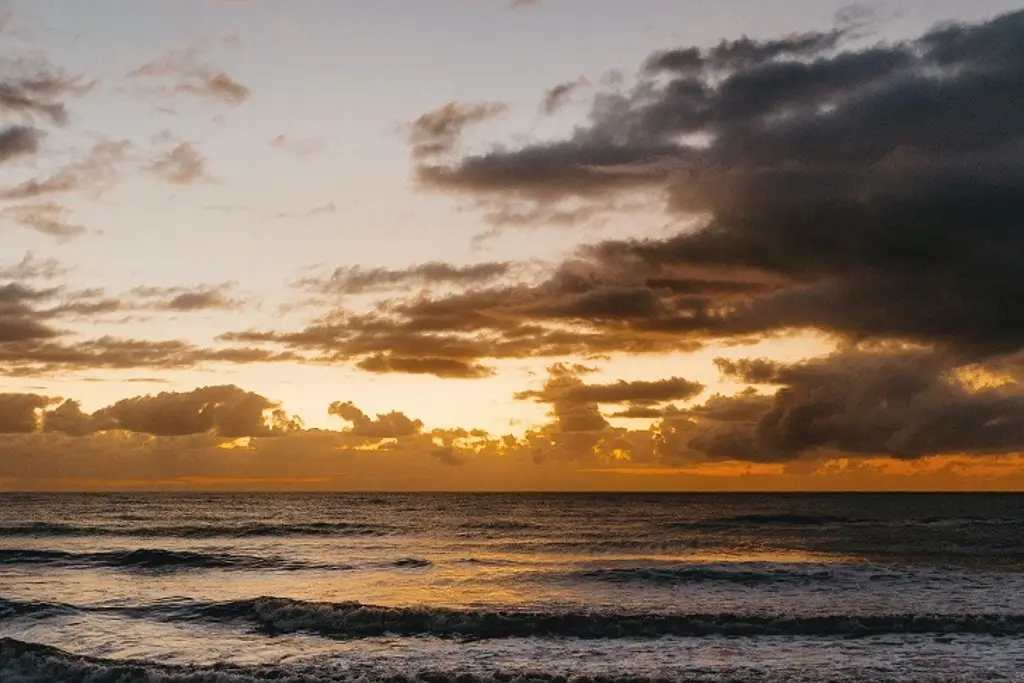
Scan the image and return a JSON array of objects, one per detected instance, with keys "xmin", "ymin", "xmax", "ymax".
[{"xmin": 1, "ymin": 493, "xmax": 1022, "ymax": 682}]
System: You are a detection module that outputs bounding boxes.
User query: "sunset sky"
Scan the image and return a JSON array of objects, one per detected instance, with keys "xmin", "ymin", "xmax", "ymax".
[{"xmin": 2, "ymin": 0, "xmax": 1024, "ymax": 490}]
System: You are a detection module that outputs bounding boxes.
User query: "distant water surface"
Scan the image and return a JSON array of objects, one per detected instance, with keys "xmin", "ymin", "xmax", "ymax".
[{"xmin": 1, "ymin": 492, "xmax": 1022, "ymax": 682}]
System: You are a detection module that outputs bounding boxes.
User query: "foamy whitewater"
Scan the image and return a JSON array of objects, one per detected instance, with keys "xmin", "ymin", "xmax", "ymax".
[{"xmin": 1, "ymin": 493, "xmax": 1022, "ymax": 682}]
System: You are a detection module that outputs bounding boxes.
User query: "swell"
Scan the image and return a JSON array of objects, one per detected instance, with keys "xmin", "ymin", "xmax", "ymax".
[
  {"xmin": 0, "ymin": 521, "xmax": 392, "ymax": 538},
  {"xmin": 0, "ymin": 548, "xmax": 342, "ymax": 572}
]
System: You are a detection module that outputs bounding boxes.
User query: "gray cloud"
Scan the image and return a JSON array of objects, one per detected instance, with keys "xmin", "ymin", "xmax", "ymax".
[
  {"xmin": 0, "ymin": 126, "xmax": 40, "ymax": 164},
  {"xmin": 395, "ymin": 9, "xmax": 1024, "ymax": 361},
  {"xmin": 406, "ymin": 101, "xmax": 508, "ymax": 159},
  {"xmin": 540, "ymin": 77, "xmax": 588, "ymax": 115},
  {"xmin": 693, "ymin": 349, "xmax": 1024, "ymax": 461}
]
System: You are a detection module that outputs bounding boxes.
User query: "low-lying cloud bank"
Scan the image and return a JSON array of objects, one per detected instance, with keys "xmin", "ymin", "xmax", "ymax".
[{"xmin": 3, "ymin": 348, "xmax": 1024, "ymax": 490}]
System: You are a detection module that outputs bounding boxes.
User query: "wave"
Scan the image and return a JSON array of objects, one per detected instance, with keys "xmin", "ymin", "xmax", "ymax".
[
  {"xmin": 0, "ymin": 521, "xmax": 392, "ymax": 538},
  {"xmin": 564, "ymin": 565, "xmax": 834, "ymax": 585},
  {"xmin": 0, "ymin": 548, "xmax": 341, "ymax": 572},
  {"xmin": 0, "ymin": 524, "xmax": 393, "ymax": 540},
  {"xmin": 696, "ymin": 514, "xmax": 859, "ymax": 527},
  {"xmin": 5, "ymin": 595, "xmax": 1024, "ymax": 639},
  {"xmin": 458, "ymin": 520, "xmax": 543, "ymax": 532},
  {"xmin": 0, "ymin": 598, "xmax": 74, "ymax": 620},
  {"xmin": 184, "ymin": 597, "xmax": 1024, "ymax": 639},
  {"xmin": 390, "ymin": 557, "xmax": 433, "ymax": 569}
]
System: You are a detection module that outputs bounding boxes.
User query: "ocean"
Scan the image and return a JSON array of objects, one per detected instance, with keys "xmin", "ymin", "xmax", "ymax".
[{"xmin": 0, "ymin": 493, "xmax": 1022, "ymax": 682}]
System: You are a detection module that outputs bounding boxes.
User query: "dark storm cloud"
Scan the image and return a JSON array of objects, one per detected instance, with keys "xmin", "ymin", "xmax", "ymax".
[
  {"xmin": 327, "ymin": 401, "xmax": 423, "ymax": 438},
  {"xmin": 406, "ymin": 101, "xmax": 508, "ymax": 159},
  {"xmin": 300, "ymin": 261, "xmax": 513, "ymax": 295},
  {"xmin": 690, "ymin": 349, "xmax": 1024, "ymax": 461},
  {"xmin": 228, "ymin": 7, "xmax": 1024, "ymax": 410},
  {"xmin": 400, "ymin": 9, "xmax": 1024, "ymax": 359}
]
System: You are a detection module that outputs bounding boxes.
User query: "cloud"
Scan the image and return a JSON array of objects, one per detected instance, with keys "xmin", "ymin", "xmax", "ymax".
[
  {"xmin": 0, "ymin": 282, "xmax": 285, "ymax": 377},
  {"xmin": 356, "ymin": 354, "xmax": 495, "ymax": 379},
  {"xmin": 384, "ymin": 9, "xmax": 1024, "ymax": 367},
  {"xmin": 405, "ymin": 101, "xmax": 508, "ymax": 159},
  {"xmin": 148, "ymin": 142, "xmax": 207, "ymax": 184},
  {"xmin": 0, "ymin": 393, "xmax": 51, "ymax": 433},
  {"xmin": 1, "ymin": 203, "xmax": 86, "ymax": 240},
  {"xmin": 299, "ymin": 261, "xmax": 513, "ymax": 295},
  {"xmin": 0, "ymin": 67, "xmax": 90, "ymax": 124},
  {"xmin": 697, "ymin": 348, "xmax": 1024, "ymax": 461},
  {"xmin": 131, "ymin": 283, "xmax": 244, "ymax": 312},
  {"xmin": 539, "ymin": 77, "xmax": 588, "ymax": 115},
  {"xmin": 0, "ymin": 337, "xmax": 298, "ymax": 377},
  {"xmin": 516, "ymin": 368, "xmax": 704, "ymax": 405},
  {"xmin": 269, "ymin": 134, "xmax": 320, "ymax": 155},
  {"xmin": 0, "ymin": 385, "xmax": 300, "ymax": 438},
  {"xmin": 328, "ymin": 401, "xmax": 423, "ymax": 438},
  {"xmin": 0, "ymin": 139, "xmax": 130, "ymax": 200},
  {"xmin": 130, "ymin": 47, "xmax": 249, "ymax": 104},
  {"xmin": 91, "ymin": 385, "xmax": 300, "ymax": 437},
  {"xmin": 0, "ymin": 253, "xmax": 68, "ymax": 280},
  {"xmin": 0, "ymin": 283, "xmax": 62, "ymax": 343},
  {"xmin": 3, "ymin": 363, "xmax": 1024, "ymax": 490},
  {"xmin": 0, "ymin": 125, "xmax": 40, "ymax": 164}
]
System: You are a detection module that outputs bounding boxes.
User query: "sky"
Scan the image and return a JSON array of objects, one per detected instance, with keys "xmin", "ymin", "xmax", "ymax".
[{"xmin": 2, "ymin": 0, "xmax": 1024, "ymax": 491}]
